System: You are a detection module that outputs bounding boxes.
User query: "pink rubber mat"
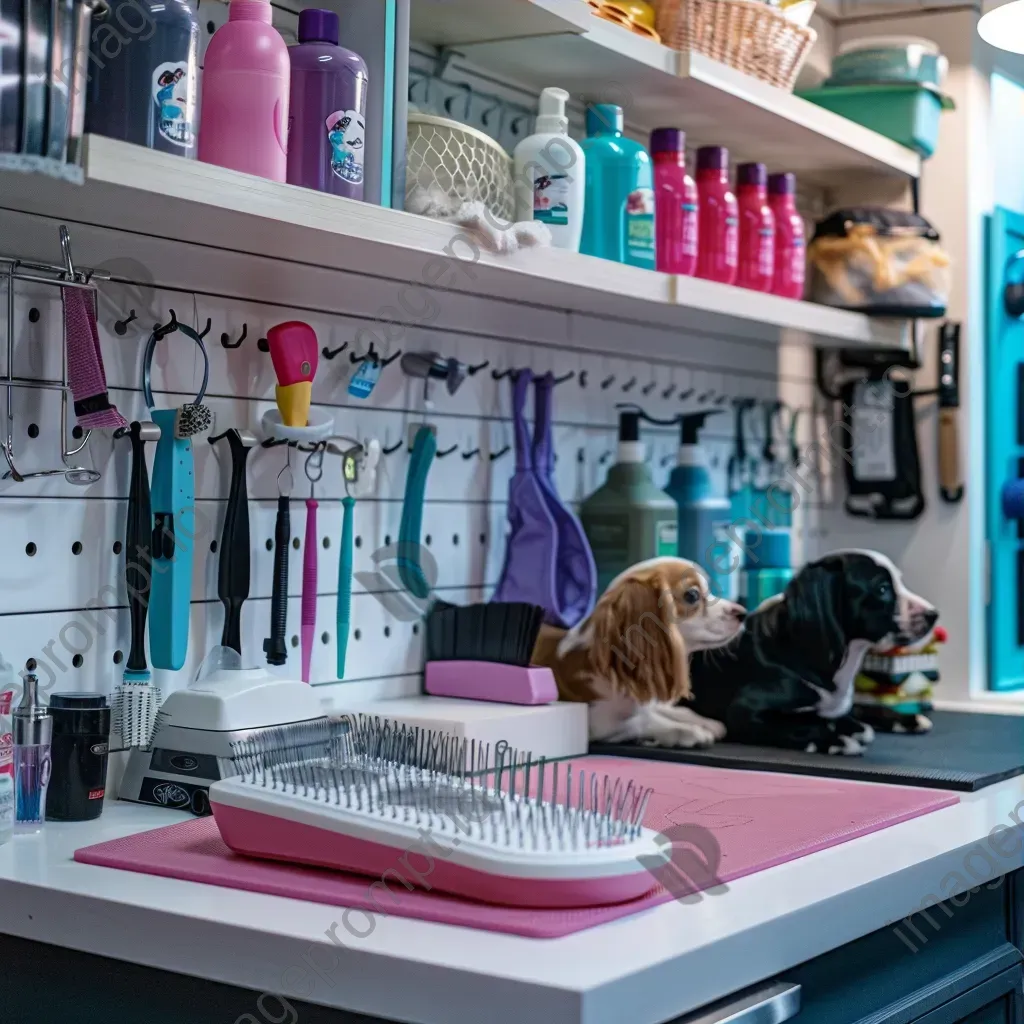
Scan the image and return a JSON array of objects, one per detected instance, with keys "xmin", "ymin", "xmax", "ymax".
[{"xmin": 76, "ymin": 757, "xmax": 957, "ymax": 939}]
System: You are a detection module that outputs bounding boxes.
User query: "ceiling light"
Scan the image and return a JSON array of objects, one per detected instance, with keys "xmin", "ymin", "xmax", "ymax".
[{"xmin": 979, "ymin": 0, "xmax": 1024, "ymax": 54}]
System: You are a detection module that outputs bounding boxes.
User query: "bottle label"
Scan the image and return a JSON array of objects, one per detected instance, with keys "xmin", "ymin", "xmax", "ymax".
[
  {"xmin": 152, "ymin": 62, "xmax": 194, "ymax": 149},
  {"xmin": 627, "ymin": 188, "xmax": 656, "ymax": 263},
  {"xmin": 657, "ymin": 520, "xmax": 678, "ymax": 557},
  {"xmin": 682, "ymin": 202, "xmax": 698, "ymax": 259},
  {"xmin": 785, "ymin": 236, "xmax": 806, "ymax": 284},
  {"xmin": 725, "ymin": 215, "xmax": 739, "ymax": 264},
  {"xmin": 533, "ymin": 172, "xmax": 571, "ymax": 226},
  {"xmin": 0, "ymin": 778, "xmax": 12, "ymax": 834},
  {"xmin": 326, "ymin": 109, "xmax": 366, "ymax": 185},
  {"xmin": 0, "ymin": 690, "xmax": 11, "ymax": 777},
  {"xmin": 759, "ymin": 227, "xmax": 775, "ymax": 278}
]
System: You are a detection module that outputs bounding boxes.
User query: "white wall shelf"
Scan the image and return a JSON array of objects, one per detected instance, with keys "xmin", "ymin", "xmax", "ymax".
[
  {"xmin": 0, "ymin": 135, "xmax": 908, "ymax": 350},
  {"xmin": 410, "ymin": 0, "xmax": 921, "ymax": 186}
]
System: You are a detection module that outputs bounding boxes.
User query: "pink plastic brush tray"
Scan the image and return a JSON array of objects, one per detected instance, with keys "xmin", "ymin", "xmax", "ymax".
[{"xmin": 76, "ymin": 757, "xmax": 957, "ymax": 939}]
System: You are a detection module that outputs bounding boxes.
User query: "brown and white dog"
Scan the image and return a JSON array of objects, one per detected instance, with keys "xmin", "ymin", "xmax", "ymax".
[{"xmin": 532, "ymin": 557, "xmax": 747, "ymax": 748}]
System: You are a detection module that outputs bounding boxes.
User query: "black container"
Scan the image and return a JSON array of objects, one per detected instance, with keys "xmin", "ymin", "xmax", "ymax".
[{"xmin": 45, "ymin": 693, "xmax": 110, "ymax": 822}]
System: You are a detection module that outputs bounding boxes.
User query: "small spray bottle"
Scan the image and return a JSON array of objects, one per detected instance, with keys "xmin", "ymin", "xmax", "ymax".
[{"xmin": 13, "ymin": 672, "xmax": 52, "ymax": 832}]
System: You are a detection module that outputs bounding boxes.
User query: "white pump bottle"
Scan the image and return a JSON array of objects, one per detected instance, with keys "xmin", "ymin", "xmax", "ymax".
[{"xmin": 513, "ymin": 87, "xmax": 586, "ymax": 252}]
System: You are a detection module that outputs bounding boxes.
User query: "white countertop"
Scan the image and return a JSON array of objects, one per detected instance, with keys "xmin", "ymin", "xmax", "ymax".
[{"xmin": 3, "ymin": 777, "xmax": 1024, "ymax": 1024}]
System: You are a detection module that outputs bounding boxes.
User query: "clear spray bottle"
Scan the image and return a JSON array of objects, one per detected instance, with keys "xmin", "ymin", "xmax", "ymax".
[{"xmin": 13, "ymin": 672, "xmax": 52, "ymax": 833}]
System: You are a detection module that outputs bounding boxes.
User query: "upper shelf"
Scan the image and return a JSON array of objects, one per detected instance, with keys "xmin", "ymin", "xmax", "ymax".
[
  {"xmin": 0, "ymin": 135, "xmax": 908, "ymax": 351},
  {"xmin": 410, "ymin": 0, "xmax": 921, "ymax": 186}
]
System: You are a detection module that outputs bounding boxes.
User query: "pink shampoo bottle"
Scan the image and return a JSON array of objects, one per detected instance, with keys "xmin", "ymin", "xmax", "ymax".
[
  {"xmin": 651, "ymin": 127, "xmax": 698, "ymax": 276},
  {"xmin": 198, "ymin": 0, "xmax": 290, "ymax": 182},
  {"xmin": 768, "ymin": 172, "xmax": 806, "ymax": 300},
  {"xmin": 695, "ymin": 146, "xmax": 738, "ymax": 285},
  {"xmin": 736, "ymin": 162, "xmax": 775, "ymax": 293}
]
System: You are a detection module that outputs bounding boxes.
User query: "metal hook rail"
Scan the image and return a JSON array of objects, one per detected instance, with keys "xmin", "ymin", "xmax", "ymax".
[{"xmin": 0, "ymin": 226, "xmax": 108, "ymax": 485}]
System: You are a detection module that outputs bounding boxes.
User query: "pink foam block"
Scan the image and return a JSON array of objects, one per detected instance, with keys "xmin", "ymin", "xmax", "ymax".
[
  {"xmin": 76, "ymin": 758, "xmax": 957, "ymax": 939},
  {"xmin": 424, "ymin": 660, "xmax": 559, "ymax": 705}
]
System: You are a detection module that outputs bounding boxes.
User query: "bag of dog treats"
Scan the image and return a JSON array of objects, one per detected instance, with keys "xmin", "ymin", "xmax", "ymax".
[{"xmin": 808, "ymin": 206, "xmax": 950, "ymax": 317}]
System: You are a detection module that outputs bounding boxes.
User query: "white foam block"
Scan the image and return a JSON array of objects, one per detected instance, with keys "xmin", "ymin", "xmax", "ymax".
[{"xmin": 322, "ymin": 694, "xmax": 589, "ymax": 761}]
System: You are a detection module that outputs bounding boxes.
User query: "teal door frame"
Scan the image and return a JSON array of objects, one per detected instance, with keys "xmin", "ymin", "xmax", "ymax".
[{"xmin": 987, "ymin": 207, "xmax": 1024, "ymax": 690}]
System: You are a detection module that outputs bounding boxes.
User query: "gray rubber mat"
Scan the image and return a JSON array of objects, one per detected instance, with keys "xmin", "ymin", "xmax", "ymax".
[{"xmin": 589, "ymin": 710, "xmax": 1024, "ymax": 792}]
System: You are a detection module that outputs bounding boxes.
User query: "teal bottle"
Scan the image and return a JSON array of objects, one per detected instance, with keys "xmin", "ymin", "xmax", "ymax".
[
  {"xmin": 580, "ymin": 104, "xmax": 656, "ymax": 270},
  {"xmin": 664, "ymin": 411, "xmax": 732, "ymax": 594}
]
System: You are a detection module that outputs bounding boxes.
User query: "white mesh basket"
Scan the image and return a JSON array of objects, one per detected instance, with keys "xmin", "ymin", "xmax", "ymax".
[{"xmin": 405, "ymin": 113, "xmax": 515, "ymax": 222}]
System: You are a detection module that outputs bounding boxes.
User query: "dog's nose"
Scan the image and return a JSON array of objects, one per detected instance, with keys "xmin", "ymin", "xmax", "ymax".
[
  {"xmin": 923, "ymin": 608, "xmax": 939, "ymax": 630},
  {"xmin": 731, "ymin": 606, "xmax": 747, "ymax": 622}
]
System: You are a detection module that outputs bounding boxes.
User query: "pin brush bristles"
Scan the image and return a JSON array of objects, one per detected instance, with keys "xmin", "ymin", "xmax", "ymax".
[
  {"xmin": 226, "ymin": 715, "xmax": 654, "ymax": 850},
  {"xmin": 213, "ymin": 715, "xmax": 662, "ymax": 907}
]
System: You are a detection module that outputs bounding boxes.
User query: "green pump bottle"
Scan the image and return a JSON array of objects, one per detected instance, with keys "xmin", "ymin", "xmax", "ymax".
[{"xmin": 580, "ymin": 408, "xmax": 678, "ymax": 594}]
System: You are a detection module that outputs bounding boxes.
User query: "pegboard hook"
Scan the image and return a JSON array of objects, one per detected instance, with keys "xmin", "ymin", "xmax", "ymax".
[{"xmin": 221, "ymin": 323, "xmax": 247, "ymax": 350}]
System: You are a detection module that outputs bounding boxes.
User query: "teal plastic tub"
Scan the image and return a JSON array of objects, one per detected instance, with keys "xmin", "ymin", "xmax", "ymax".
[{"xmin": 798, "ymin": 83, "xmax": 954, "ymax": 158}]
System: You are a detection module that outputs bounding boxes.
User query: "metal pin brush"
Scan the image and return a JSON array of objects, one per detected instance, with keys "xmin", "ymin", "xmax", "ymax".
[{"xmin": 209, "ymin": 714, "xmax": 665, "ymax": 908}]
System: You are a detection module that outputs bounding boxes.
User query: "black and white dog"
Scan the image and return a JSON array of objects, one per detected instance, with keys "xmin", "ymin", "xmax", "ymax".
[{"xmin": 687, "ymin": 551, "xmax": 939, "ymax": 756}]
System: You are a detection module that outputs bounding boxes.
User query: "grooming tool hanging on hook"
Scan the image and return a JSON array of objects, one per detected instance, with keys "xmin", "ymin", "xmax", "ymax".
[
  {"xmin": 211, "ymin": 430, "xmax": 258, "ymax": 656},
  {"xmin": 349, "ymin": 344, "xmax": 399, "ymax": 400},
  {"xmin": 146, "ymin": 321, "xmax": 213, "ymax": 671},
  {"xmin": 938, "ymin": 322, "xmax": 964, "ymax": 504},
  {"xmin": 302, "ymin": 447, "xmax": 323, "ymax": 683},
  {"xmin": 63, "ymin": 225, "xmax": 127, "ymax": 433},
  {"xmin": 337, "ymin": 466, "xmax": 356, "ymax": 680},
  {"xmin": 265, "ymin": 458, "xmax": 294, "ymax": 667},
  {"xmin": 114, "ymin": 421, "xmax": 163, "ymax": 750}
]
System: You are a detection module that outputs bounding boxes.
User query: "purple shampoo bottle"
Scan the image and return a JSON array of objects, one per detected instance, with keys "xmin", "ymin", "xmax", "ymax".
[{"xmin": 287, "ymin": 8, "xmax": 369, "ymax": 199}]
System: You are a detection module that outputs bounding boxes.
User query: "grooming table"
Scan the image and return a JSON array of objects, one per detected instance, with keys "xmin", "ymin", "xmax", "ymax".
[
  {"xmin": 75, "ymin": 757, "xmax": 955, "ymax": 938},
  {"xmin": 591, "ymin": 710, "xmax": 1024, "ymax": 792}
]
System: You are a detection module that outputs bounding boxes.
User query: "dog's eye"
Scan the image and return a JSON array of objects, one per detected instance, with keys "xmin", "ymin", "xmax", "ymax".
[
  {"xmin": 683, "ymin": 587, "xmax": 701, "ymax": 606},
  {"xmin": 878, "ymin": 581, "xmax": 893, "ymax": 598}
]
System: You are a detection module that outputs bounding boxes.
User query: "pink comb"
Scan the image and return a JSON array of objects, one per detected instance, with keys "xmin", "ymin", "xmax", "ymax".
[
  {"xmin": 266, "ymin": 321, "xmax": 319, "ymax": 387},
  {"xmin": 301, "ymin": 498, "xmax": 318, "ymax": 683}
]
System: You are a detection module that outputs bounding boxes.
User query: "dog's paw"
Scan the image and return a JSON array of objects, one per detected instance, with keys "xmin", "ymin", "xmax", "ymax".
[
  {"xmin": 826, "ymin": 735, "xmax": 865, "ymax": 756},
  {"xmin": 853, "ymin": 723, "xmax": 876, "ymax": 744},
  {"xmin": 701, "ymin": 718, "xmax": 728, "ymax": 741},
  {"xmin": 892, "ymin": 714, "xmax": 932, "ymax": 734},
  {"xmin": 805, "ymin": 735, "xmax": 865, "ymax": 756},
  {"xmin": 644, "ymin": 725, "xmax": 717, "ymax": 749}
]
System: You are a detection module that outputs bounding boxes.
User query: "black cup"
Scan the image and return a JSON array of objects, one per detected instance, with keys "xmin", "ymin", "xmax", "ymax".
[{"xmin": 45, "ymin": 694, "xmax": 110, "ymax": 822}]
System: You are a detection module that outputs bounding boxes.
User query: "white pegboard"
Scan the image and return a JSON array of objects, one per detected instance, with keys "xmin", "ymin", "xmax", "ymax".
[{"xmin": 0, "ymin": 210, "xmax": 826, "ymax": 706}]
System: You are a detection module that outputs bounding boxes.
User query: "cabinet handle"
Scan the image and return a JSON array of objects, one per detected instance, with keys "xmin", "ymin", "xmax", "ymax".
[{"xmin": 684, "ymin": 982, "xmax": 801, "ymax": 1023}]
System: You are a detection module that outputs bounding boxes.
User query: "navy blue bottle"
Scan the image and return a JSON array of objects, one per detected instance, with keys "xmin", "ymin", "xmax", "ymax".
[{"xmin": 85, "ymin": 0, "xmax": 199, "ymax": 156}]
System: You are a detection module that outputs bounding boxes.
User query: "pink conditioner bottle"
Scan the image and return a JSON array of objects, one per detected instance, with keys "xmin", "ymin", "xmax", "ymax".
[
  {"xmin": 198, "ymin": 0, "xmax": 290, "ymax": 182},
  {"xmin": 736, "ymin": 162, "xmax": 775, "ymax": 293},
  {"xmin": 651, "ymin": 127, "xmax": 698, "ymax": 276},
  {"xmin": 768, "ymin": 172, "xmax": 806, "ymax": 300},
  {"xmin": 695, "ymin": 146, "xmax": 738, "ymax": 285}
]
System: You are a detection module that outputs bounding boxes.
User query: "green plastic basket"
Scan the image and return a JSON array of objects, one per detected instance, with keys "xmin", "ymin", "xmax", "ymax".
[{"xmin": 797, "ymin": 83, "xmax": 954, "ymax": 158}]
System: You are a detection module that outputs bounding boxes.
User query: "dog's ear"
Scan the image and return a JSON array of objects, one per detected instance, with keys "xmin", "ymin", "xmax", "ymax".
[
  {"xmin": 588, "ymin": 571, "xmax": 690, "ymax": 703},
  {"xmin": 782, "ymin": 557, "xmax": 848, "ymax": 681}
]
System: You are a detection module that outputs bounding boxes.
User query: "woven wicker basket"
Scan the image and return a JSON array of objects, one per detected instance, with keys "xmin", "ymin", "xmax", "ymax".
[
  {"xmin": 654, "ymin": 0, "xmax": 816, "ymax": 92},
  {"xmin": 405, "ymin": 113, "xmax": 514, "ymax": 222}
]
